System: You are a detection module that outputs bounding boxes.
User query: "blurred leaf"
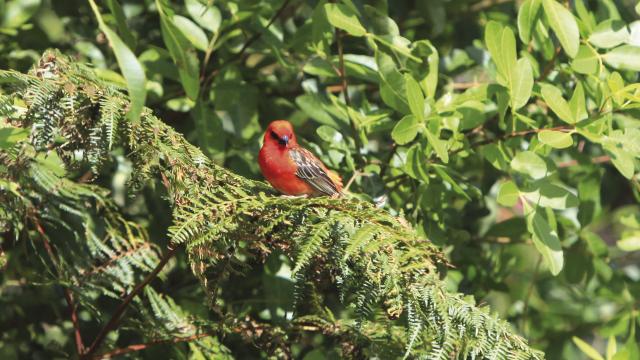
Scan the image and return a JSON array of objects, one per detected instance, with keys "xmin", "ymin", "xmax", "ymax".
[
  {"xmin": 511, "ymin": 58, "xmax": 534, "ymax": 110},
  {"xmin": 573, "ymin": 337, "xmax": 605, "ymax": 360},
  {"xmin": 589, "ymin": 20, "xmax": 629, "ymax": 49},
  {"xmin": 193, "ymin": 100, "xmax": 225, "ymax": 163},
  {"xmin": 517, "ymin": 0, "xmax": 541, "ymax": 44},
  {"xmin": 607, "ymin": 336, "xmax": 617, "ymax": 360},
  {"xmin": 511, "ymin": 151, "xmax": 548, "ymax": 179},
  {"xmin": 105, "ymin": 0, "xmax": 136, "ymax": 49},
  {"xmin": 1, "ymin": 0, "xmax": 40, "ymax": 28},
  {"xmin": 185, "ymin": 0, "xmax": 221, "ymax": 33},
  {"xmin": 173, "ymin": 15, "xmax": 209, "ymax": 51},
  {"xmin": 540, "ymin": 83, "xmax": 574, "ymax": 124},
  {"xmin": 538, "ymin": 130, "xmax": 573, "ymax": 148},
  {"xmin": 404, "ymin": 74, "xmax": 426, "ymax": 120},
  {"xmin": 392, "ymin": 115, "xmax": 419, "ymax": 145},
  {"xmin": 603, "ymin": 46, "xmax": 640, "ymax": 72},
  {"xmin": 522, "ymin": 182, "xmax": 578, "ymax": 209},
  {"xmin": 542, "ymin": 0, "xmax": 579, "ymax": 57},
  {"xmin": 425, "ymin": 129, "xmax": 448, "ymax": 163},
  {"xmin": 617, "ymin": 233, "xmax": 640, "ymax": 252},
  {"xmin": 89, "ymin": 0, "xmax": 147, "ymax": 123},
  {"xmin": 157, "ymin": 0, "xmax": 200, "ymax": 100},
  {"xmin": 324, "ymin": 3, "xmax": 366, "ymax": 37},
  {"xmin": 571, "ymin": 45, "xmax": 600, "ymax": 75},
  {"xmin": 497, "ymin": 180, "xmax": 519, "ymax": 207},
  {"xmin": 569, "ymin": 81, "xmax": 587, "ymax": 122},
  {"xmin": 0, "ymin": 127, "xmax": 29, "ymax": 149},
  {"xmin": 527, "ymin": 207, "xmax": 564, "ymax": 275}
]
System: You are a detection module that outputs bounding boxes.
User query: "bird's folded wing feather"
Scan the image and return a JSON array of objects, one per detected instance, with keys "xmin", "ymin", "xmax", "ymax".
[{"xmin": 289, "ymin": 147, "xmax": 340, "ymax": 196}]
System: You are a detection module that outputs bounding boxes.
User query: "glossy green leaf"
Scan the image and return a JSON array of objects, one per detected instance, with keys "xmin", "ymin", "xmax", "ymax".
[
  {"xmin": 497, "ymin": 181, "xmax": 519, "ymax": 207},
  {"xmin": 569, "ymin": 81, "xmax": 587, "ymax": 123},
  {"xmin": 173, "ymin": 15, "xmax": 209, "ymax": 51},
  {"xmin": 511, "ymin": 151, "xmax": 548, "ymax": 179},
  {"xmin": 404, "ymin": 74, "xmax": 426, "ymax": 120},
  {"xmin": 511, "ymin": 57, "xmax": 534, "ymax": 109},
  {"xmin": 542, "ymin": 0, "xmax": 579, "ymax": 57},
  {"xmin": 185, "ymin": 0, "xmax": 221, "ymax": 33},
  {"xmin": 540, "ymin": 83, "xmax": 574, "ymax": 124},
  {"xmin": 89, "ymin": 0, "xmax": 147, "ymax": 123},
  {"xmin": 527, "ymin": 208, "xmax": 564, "ymax": 275},
  {"xmin": 518, "ymin": 0, "xmax": 541, "ymax": 44},
  {"xmin": 571, "ymin": 45, "xmax": 600, "ymax": 75},
  {"xmin": 1, "ymin": 0, "xmax": 40, "ymax": 28},
  {"xmin": 105, "ymin": 0, "xmax": 136, "ymax": 49},
  {"xmin": 391, "ymin": 115, "xmax": 420, "ymax": 145},
  {"xmin": 522, "ymin": 182, "xmax": 578, "ymax": 209},
  {"xmin": 157, "ymin": 0, "xmax": 200, "ymax": 100},
  {"xmin": 603, "ymin": 45, "xmax": 640, "ymax": 71},
  {"xmin": 485, "ymin": 21, "xmax": 517, "ymax": 86},
  {"xmin": 589, "ymin": 20, "xmax": 629, "ymax": 49},
  {"xmin": 538, "ymin": 130, "xmax": 573, "ymax": 148},
  {"xmin": 324, "ymin": 3, "xmax": 366, "ymax": 37},
  {"xmin": 425, "ymin": 129, "xmax": 448, "ymax": 163},
  {"xmin": 573, "ymin": 337, "xmax": 605, "ymax": 360}
]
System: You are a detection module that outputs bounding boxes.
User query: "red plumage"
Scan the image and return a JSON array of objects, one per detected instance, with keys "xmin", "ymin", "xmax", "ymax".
[{"xmin": 258, "ymin": 120, "xmax": 343, "ymax": 197}]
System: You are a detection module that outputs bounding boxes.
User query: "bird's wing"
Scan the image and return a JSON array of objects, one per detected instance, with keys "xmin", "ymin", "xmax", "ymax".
[{"xmin": 289, "ymin": 147, "xmax": 341, "ymax": 196}]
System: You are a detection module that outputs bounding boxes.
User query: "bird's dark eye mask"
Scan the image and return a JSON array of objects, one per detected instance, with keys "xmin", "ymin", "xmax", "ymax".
[{"xmin": 270, "ymin": 130, "xmax": 280, "ymax": 141}]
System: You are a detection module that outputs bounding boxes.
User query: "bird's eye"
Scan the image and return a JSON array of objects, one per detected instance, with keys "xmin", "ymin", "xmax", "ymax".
[{"xmin": 270, "ymin": 131, "xmax": 280, "ymax": 141}]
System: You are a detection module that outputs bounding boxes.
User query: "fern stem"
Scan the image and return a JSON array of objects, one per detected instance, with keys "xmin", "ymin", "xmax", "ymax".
[
  {"xmin": 82, "ymin": 245, "xmax": 179, "ymax": 359},
  {"xmin": 33, "ymin": 217, "xmax": 86, "ymax": 355}
]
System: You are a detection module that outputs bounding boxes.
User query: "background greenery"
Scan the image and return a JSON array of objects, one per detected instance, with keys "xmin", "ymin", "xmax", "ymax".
[{"xmin": 1, "ymin": 0, "xmax": 640, "ymax": 359}]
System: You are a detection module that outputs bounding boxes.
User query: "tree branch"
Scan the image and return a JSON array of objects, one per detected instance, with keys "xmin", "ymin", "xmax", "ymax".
[
  {"xmin": 33, "ymin": 217, "xmax": 85, "ymax": 356},
  {"xmin": 82, "ymin": 245, "xmax": 179, "ymax": 359}
]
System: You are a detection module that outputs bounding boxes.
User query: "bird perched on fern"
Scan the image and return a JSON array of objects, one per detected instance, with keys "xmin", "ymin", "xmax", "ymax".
[{"xmin": 259, "ymin": 120, "xmax": 343, "ymax": 197}]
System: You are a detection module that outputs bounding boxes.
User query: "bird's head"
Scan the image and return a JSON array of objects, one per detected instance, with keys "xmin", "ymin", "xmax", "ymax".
[{"xmin": 264, "ymin": 120, "xmax": 296, "ymax": 149}]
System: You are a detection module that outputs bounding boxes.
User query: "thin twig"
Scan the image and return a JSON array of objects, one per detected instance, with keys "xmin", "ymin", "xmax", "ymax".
[
  {"xmin": 96, "ymin": 333, "xmax": 212, "ymax": 359},
  {"xmin": 336, "ymin": 29, "xmax": 365, "ymax": 166},
  {"xmin": 557, "ymin": 155, "xmax": 610, "ymax": 168},
  {"xmin": 33, "ymin": 218, "xmax": 85, "ymax": 355},
  {"xmin": 82, "ymin": 245, "xmax": 179, "ymax": 359}
]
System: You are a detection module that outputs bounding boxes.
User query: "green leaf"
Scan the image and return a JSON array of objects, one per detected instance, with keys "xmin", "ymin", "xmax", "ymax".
[
  {"xmin": 392, "ymin": 115, "xmax": 420, "ymax": 145},
  {"xmin": 185, "ymin": 0, "xmax": 221, "ymax": 33},
  {"xmin": 607, "ymin": 336, "xmax": 618, "ymax": 360},
  {"xmin": 527, "ymin": 208, "xmax": 564, "ymax": 275},
  {"xmin": 497, "ymin": 181, "xmax": 519, "ymax": 207},
  {"xmin": 105, "ymin": 0, "xmax": 136, "ymax": 49},
  {"xmin": 617, "ymin": 233, "xmax": 640, "ymax": 251},
  {"xmin": 425, "ymin": 129, "xmax": 448, "ymax": 163},
  {"xmin": 569, "ymin": 81, "xmax": 587, "ymax": 123},
  {"xmin": 481, "ymin": 143, "xmax": 511, "ymax": 171},
  {"xmin": 0, "ymin": 127, "xmax": 29, "ymax": 149},
  {"xmin": 603, "ymin": 45, "xmax": 640, "ymax": 72},
  {"xmin": 517, "ymin": 0, "xmax": 541, "ymax": 44},
  {"xmin": 404, "ymin": 74, "xmax": 426, "ymax": 120},
  {"xmin": 589, "ymin": 20, "xmax": 629, "ymax": 49},
  {"xmin": 89, "ymin": 0, "xmax": 147, "ymax": 123},
  {"xmin": 522, "ymin": 182, "xmax": 579, "ymax": 209},
  {"xmin": 538, "ymin": 130, "xmax": 573, "ymax": 148},
  {"xmin": 157, "ymin": 0, "xmax": 200, "ymax": 100},
  {"xmin": 1, "ymin": 0, "xmax": 40, "ymax": 29},
  {"xmin": 404, "ymin": 144, "xmax": 430, "ymax": 182},
  {"xmin": 540, "ymin": 83, "xmax": 574, "ymax": 124},
  {"xmin": 485, "ymin": 21, "xmax": 517, "ymax": 86},
  {"xmin": 511, "ymin": 151, "xmax": 548, "ymax": 179},
  {"xmin": 542, "ymin": 0, "xmax": 579, "ymax": 57},
  {"xmin": 571, "ymin": 45, "xmax": 600, "ymax": 75},
  {"xmin": 511, "ymin": 57, "xmax": 534, "ymax": 109},
  {"xmin": 324, "ymin": 3, "xmax": 367, "ymax": 37},
  {"xmin": 573, "ymin": 337, "xmax": 605, "ymax": 360},
  {"xmin": 173, "ymin": 15, "xmax": 209, "ymax": 51}
]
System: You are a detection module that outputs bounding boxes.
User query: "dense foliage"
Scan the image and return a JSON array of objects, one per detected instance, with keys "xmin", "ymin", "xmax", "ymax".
[{"xmin": 1, "ymin": 0, "xmax": 640, "ymax": 359}]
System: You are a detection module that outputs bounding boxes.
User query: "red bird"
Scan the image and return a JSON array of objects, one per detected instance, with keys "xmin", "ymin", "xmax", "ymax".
[{"xmin": 259, "ymin": 120, "xmax": 343, "ymax": 197}]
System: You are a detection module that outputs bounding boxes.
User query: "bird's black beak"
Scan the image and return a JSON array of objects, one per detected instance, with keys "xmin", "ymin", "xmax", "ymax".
[{"xmin": 280, "ymin": 135, "xmax": 289, "ymax": 146}]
